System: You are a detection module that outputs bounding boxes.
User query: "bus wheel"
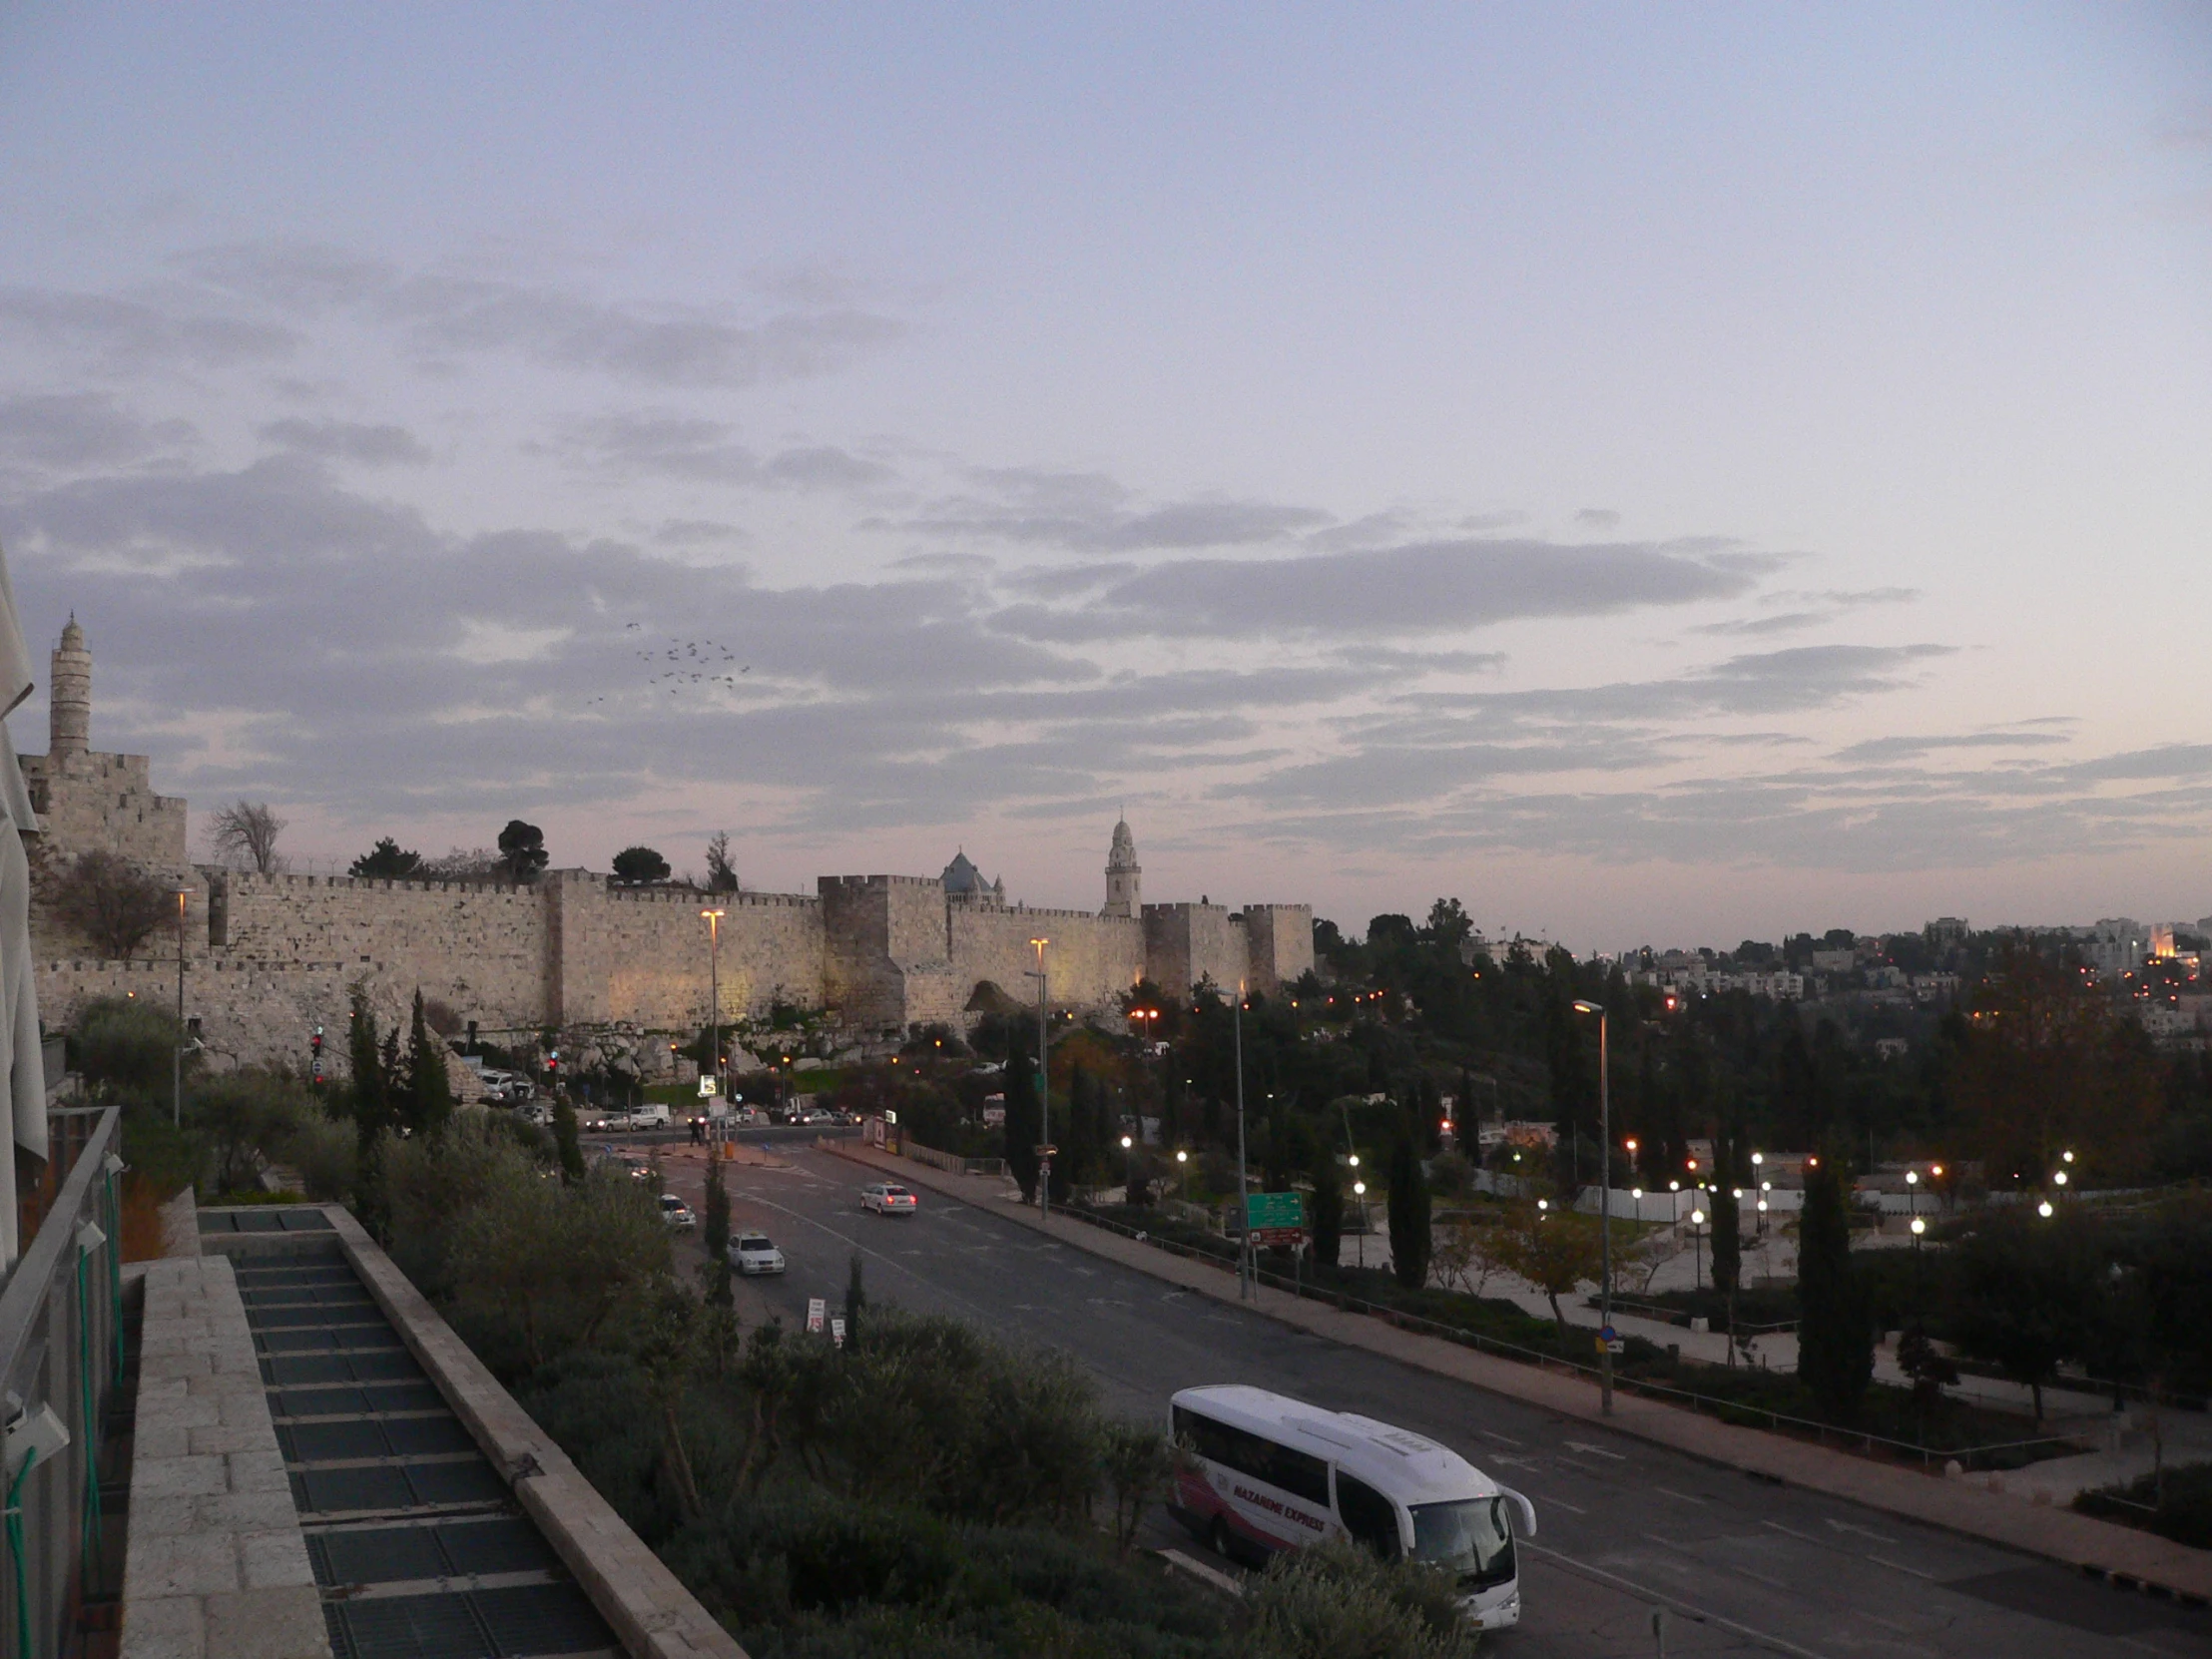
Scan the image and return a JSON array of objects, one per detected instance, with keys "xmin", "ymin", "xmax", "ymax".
[{"xmin": 1208, "ymin": 1516, "xmax": 1233, "ymax": 1562}]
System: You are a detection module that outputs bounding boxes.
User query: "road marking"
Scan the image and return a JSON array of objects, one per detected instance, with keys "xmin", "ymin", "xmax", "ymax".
[
  {"xmin": 1520, "ymin": 1541, "xmax": 1835, "ymax": 1659},
  {"xmin": 1761, "ymin": 1520, "xmax": 1821, "ymax": 1544},
  {"xmin": 1534, "ymin": 1493, "xmax": 1585, "ymax": 1514},
  {"xmin": 1653, "ymin": 1486, "xmax": 1708, "ymax": 1506},
  {"xmin": 1866, "ymin": 1554, "xmax": 1935, "ymax": 1581},
  {"xmin": 1478, "ymin": 1430, "xmax": 1525, "ymax": 1447},
  {"xmin": 1563, "ymin": 1440, "xmax": 1626, "ymax": 1460},
  {"xmin": 1825, "ymin": 1518, "xmax": 1898, "ymax": 1545}
]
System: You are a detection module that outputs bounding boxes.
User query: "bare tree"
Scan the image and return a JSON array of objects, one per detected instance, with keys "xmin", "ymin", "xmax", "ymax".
[
  {"xmin": 211, "ymin": 800, "xmax": 286, "ymax": 873},
  {"xmin": 704, "ymin": 830, "xmax": 740, "ymax": 894},
  {"xmin": 52, "ymin": 851, "xmax": 175, "ymax": 960},
  {"xmin": 421, "ymin": 846, "xmax": 503, "ymax": 880}
]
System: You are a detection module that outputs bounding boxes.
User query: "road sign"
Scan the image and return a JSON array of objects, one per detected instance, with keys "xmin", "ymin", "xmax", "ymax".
[
  {"xmin": 830, "ymin": 1317, "xmax": 846, "ymax": 1350},
  {"xmin": 1599, "ymin": 1326, "xmax": 1617, "ymax": 1342},
  {"xmin": 1246, "ymin": 1191, "xmax": 1306, "ymax": 1248},
  {"xmin": 807, "ymin": 1298, "xmax": 826, "ymax": 1335},
  {"xmin": 698, "ymin": 1075, "xmax": 719, "ymax": 1097}
]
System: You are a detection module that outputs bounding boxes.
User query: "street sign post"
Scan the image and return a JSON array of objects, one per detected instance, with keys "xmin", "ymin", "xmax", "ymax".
[
  {"xmin": 698, "ymin": 1075, "xmax": 719, "ymax": 1097},
  {"xmin": 807, "ymin": 1298, "xmax": 826, "ymax": 1335}
]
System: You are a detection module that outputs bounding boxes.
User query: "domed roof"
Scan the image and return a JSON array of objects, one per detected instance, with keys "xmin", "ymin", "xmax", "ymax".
[
  {"xmin": 1107, "ymin": 817, "xmax": 1137, "ymax": 868},
  {"xmin": 942, "ymin": 848, "xmax": 987, "ymax": 894}
]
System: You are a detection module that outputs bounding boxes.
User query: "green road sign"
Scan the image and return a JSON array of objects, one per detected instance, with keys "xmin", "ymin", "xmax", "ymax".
[{"xmin": 1246, "ymin": 1191, "xmax": 1305, "ymax": 1233}]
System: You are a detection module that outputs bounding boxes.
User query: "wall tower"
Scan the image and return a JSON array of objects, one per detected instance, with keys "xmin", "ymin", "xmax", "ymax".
[
  {"xmin": 50, "ymin": 616, "xmax": 88, "ymax": 756},
  {"xmin": 1104, "ymin": 816, "xmax": 1141, "ymax": 918}
]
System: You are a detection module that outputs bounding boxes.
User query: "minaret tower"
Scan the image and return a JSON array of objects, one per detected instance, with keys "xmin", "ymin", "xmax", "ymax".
[
  {"xmin": 1104, "ymin": 815, "xmax": 1141, "ymax": 918},
  {"xmin": 50, "ymin": 615, "xmax": 89, "ymax": 757}
]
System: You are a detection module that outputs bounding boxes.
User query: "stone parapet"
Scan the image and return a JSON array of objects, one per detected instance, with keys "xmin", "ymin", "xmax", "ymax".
[
  {"xmin": 120, "ymin": 1256, "xmax": 327, "ymax": 1659},
  {"xmin": 320, "ymin": 1206, "xmax": 747, "ymax": 1659}
]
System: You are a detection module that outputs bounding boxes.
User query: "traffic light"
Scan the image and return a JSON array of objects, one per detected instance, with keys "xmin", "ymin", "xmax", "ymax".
[{"xmin": 310, "ymin": 1025, "xmax": 324, "ymax": 1086}]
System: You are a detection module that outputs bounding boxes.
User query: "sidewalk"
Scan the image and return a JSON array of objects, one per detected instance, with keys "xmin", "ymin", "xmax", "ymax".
[{"xmin": 823, "ymin": 1140, "xmax": 2212, "ymax": 1602}]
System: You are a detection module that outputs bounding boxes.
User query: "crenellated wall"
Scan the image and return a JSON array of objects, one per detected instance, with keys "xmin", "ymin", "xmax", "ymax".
[{"xmin": 947, "ymin": 904, "xmax": 1145, "ymax": 1015}]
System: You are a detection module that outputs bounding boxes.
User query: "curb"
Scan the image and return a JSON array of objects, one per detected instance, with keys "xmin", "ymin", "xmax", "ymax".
[{"xmin": 818, "ymin": 1140, "xmax": 2212, "ymax": 1603}]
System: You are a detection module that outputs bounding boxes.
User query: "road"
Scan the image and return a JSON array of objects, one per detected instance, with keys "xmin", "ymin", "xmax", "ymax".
[{"xmin": 636, "ymin": 1140, "xmax": 2211, "ymax": 1658}]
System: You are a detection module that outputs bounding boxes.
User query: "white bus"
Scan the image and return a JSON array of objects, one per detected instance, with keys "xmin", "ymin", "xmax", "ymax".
[{"xmin": 1168, "ymin": 1384, "xmax": 1535, "ymax": 1632}]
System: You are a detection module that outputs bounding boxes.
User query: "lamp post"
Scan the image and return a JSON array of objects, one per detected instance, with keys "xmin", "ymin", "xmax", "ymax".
[
  {"xmin": 173, "ymin": 887, "xmax": 192, "ymax": 1127},
  {"xmin": 1175, "ymin": 1148, "xmax": 1189, "ymax": 1204},
  {"xmin": 1235, "ymin": 982, "xmax": 1251, "ymax": 1300},
  {"xmin": 1028, "ymin": 938, "xmax": 1050, "ymax": 1220},
  {"xmin": 1571, "ymin": 999, "xmax": 1614, "ymax": 1414},
  {"xmin": 1353, "ymin": 1179, "xmax": 1367, "ymax": 1268},
  {"xmin": 701, "ymin": 907, "xmax": 726, "ymax": 1103},
  {"xmin": 1121, "ymin": 1132, "xmax": 1136, "ymax": 1204},
  {"xmin": 1690, "ymin": 1207, "xmax": 1707, "ymax": 1293}
]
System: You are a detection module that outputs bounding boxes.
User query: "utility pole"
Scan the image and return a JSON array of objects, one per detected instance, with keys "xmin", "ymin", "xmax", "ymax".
[{"xmin": 1236, "ymin": 982, "xmax": 1250, "ymax": 1300}]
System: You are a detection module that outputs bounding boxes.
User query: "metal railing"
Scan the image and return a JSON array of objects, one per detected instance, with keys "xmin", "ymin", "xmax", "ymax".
[
  {"xmin": 899, "ymin": 1143, "xmax": 1006, "ymax": 1179},
  {"xmin": 1049, "ymin": 1197, "xmax": 2085, "ymax": 1475},
  {"xmin": 0, "ymin": 1106, "xmax": 124, "ymax": 1659}
]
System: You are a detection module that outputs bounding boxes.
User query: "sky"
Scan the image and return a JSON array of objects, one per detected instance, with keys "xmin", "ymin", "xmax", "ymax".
[{"xmin": 0, "ymin": 4, "xmax": 2207, "ymax": 950}]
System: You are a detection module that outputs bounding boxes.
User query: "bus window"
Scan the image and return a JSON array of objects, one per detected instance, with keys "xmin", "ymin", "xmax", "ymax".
[
  {"xmin": 1173, "ymin": 1408, "xmax": 1330, "ymax": 1506},
  {"xmin": 1335, "ymin": 1470, "xmax": 1401, "ymax": 1559},
  {"xmin": 1410, "ymin": 1497, "xmax": 1516, "ymax": 1589}
]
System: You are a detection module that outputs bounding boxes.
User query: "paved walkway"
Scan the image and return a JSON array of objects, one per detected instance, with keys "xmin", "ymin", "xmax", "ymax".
[{"xmin": 828, "ymin": 1142, "xmax": 2212, "ymax": 1600}]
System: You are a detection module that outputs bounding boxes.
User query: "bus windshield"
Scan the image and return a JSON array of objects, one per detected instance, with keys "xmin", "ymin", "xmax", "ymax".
[{"xmin": 1409, "ymin": 1498, "xmax": 1515, "ymax": 1588}]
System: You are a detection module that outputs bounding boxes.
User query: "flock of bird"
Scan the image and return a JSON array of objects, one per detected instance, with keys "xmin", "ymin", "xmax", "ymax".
[{"xmin": 584, "ymin": 623, "xmax": 752, "ymax": 704}]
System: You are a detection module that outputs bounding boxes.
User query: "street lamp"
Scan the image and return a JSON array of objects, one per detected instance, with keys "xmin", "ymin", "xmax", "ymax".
[
  {"xmin": 1027, "ymin": 938, "xmax": 1051, "ymax": 1220},
  {"xmin": 1690, "ymin": 1208, "xmax": 1707, "ymax": 1292},
  {"xmin": 1353, "ymin": 1180, "xmax": 1368, "ymax": 1269},
  {"xmin": 173, "ymin": 887, "xmax": 193, "ymax": 1126},
  {"xmin": 1571, "ymin": 999, "xmax": 1615, "ymax": 1414},
  {"xmin": 1235, "ymin": 983, "xmax": 1251, "ymax": 1301},
  {"xmin": 2038, "ymin": 1200, "xmax": 2054, "ymax": 1219},
  {"xmin": 701, "ymin": 907, "xmax": 726, "ymax": 1103}
]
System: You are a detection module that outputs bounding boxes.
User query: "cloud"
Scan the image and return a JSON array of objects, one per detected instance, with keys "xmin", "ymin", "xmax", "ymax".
[
  {"xmin": 1693, "ymin": 611, "xmax": 1829, "ymax": 637},
  {"xmin": 259, "ymin": 418, "xmax": 431, "ymax": 466},
  {"xmin": 554, "ymin": 412, "xmax": 890, "ymax": 491},
  {"xmin": 1832, "ymin": 730, "xmax": 2071, "ymax": 763},
  {"xmin": 993, "ymin": 537, "xmax": 1760, "ymax": 642},
  {"xmin": 0, "ymin": 393, "xmax": 196, "ymax": 471},
  {"xmin": 1574, "ymin": 508, "xmax": 1620, "ymax": 529},
  {"xmin": 898, "ymin": 465, "xmax": 1332, "ymax": 552},
  {"xmin": 178, "ymin": 241, "xmax": 905, "ymax": 389},
  {"xmin": 0, "ymin": 286, "xmax": 299, "ymax": 372}
]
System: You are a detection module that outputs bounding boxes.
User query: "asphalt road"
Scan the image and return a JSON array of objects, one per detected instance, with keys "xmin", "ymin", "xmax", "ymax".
[{"xmin": 643, "ymin": 1143, "xmax": 2211, "ymax": 1659}]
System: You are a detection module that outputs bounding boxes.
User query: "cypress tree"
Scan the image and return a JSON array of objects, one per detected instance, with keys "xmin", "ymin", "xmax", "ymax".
[
  {"xmin": 403, "ymin": 989, "xmax": 453, "ymax": 1138},
  {"xmin": 1386, "ymin": 1130, "xmax": 1431, "ymax": 1290},
  {"xmin": 843, "ymin": 1251, "xmax": 866, "ymax": 1349},
  {"xmin": 1797, "ymin": 1153, "xmax": 1873, "ymax": 1420},
  {"xmin": 347, "ymin": 990, "xmax": 388, "ymax": 1231},
  {"xmin": 1005, "ymin": 1036, "xmax": 1041, "ymax": 1204},
  {"xmin": 1310, "ymin": 1155, "xmax": 1345, "ymax": 1269},
  {"xmin": 703, "ymin": 1154, "xmax": 733, "ymax": 1309},
  {"xmin": 1710, "ymin": 1122, "xmax": 1743, "ymax": 1361},
  {"xmin": 552, "ymin": 1096, "xmax": 586, "ymax": 1184}
]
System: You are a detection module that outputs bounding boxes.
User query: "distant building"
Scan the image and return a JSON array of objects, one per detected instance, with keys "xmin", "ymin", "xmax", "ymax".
[{"xmin": 1926, "ymin": 917, "xmax": 1969, "ymax": 947}]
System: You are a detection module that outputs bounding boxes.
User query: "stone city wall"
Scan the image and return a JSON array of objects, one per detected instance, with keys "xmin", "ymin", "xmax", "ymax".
[
  {"xmin": 947, "ymin": 904, "xmax": 1145, "ymax": 1015},
  {"xmin": 213, "ymin": 870, "xmax": 546, "ymax": 1029},
  {"xmin": 22, "ymin": 750, "xmax": 188, "ymax": 872},
  {"xmin": 546, "ymin": 871, "xmax": 826, "ymax": 1029}
]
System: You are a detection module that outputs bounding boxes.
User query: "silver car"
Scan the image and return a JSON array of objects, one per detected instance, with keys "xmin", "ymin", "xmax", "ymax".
[{"xmin": 728, "ymin": 1232, "xmax": 786, "ymax": 1275}]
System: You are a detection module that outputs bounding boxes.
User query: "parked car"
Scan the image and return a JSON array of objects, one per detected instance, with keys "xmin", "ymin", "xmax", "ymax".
[
  {"xmin": 627, "ymin": 1103, "xmax": 673, "ymax": 1130},
  {"xmin": 728, "ymin": 1232, "xmax": 786, "ymax": 1275},
  {"xmin": 660, "ymin": 1193, "xmax": 696, "ymax": 1230},
  {"xmin": 861, "ymin": 1183, "xmax": 917, "ymax": 1216}
]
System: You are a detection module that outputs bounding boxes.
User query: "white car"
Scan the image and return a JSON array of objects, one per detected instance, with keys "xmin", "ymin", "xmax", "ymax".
[
  {"xmin": 660, "ymin": 1193, "xmax": 696, "ymax": 1230},
  {"xmin": 728, "ymin": 1232, "xmax": 786, "ymax": 1276},
  {"xmin": 861, "ymin": 1183, "xmax": 918, "ymax": 1216}
]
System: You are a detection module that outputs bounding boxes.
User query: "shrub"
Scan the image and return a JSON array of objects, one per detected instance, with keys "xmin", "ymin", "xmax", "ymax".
[
  {"xmin": 1245, "ymin": 1540, "xmax": 1479, "ymax": 1658},
  {"xmin": 189, "ymin": 1069, "xmax": 306, "ymax": 1195}
]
